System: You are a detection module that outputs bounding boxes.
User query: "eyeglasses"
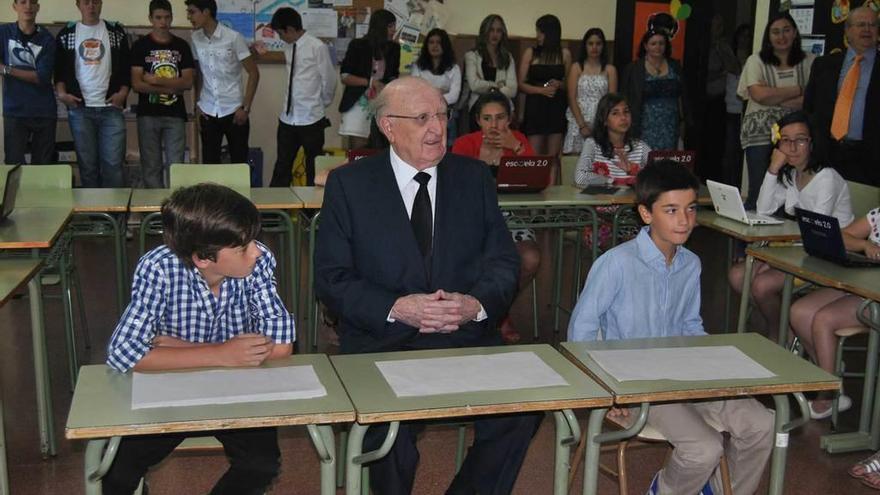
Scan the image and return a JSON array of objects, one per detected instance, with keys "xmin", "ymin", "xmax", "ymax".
[
  {"xmin": 385, "ymin": 109, "xmax": 451, "ymax": 126},
  {"xmin": 851, "ymin": 21, "xmax": 878, "ymax": 29},
  {"xmin": 779, "ymin": 137, "xmax": 811, "ymax": 148}
]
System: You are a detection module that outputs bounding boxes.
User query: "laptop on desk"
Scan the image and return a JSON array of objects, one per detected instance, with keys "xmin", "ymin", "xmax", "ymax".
[
  {"xmin": 495, "ymin": 156, "xmax": 554, "ymax": 193},
  {"xmin": 0, "ymin": 164, "xmax": 22, "ymax": 222},
  {"xmin": 706, "ymin": 180, "xmax": 784, "ymax": 226},
  {"xmin": 795, "ymin": 208, "xmax": 880, "ymax": 268}
]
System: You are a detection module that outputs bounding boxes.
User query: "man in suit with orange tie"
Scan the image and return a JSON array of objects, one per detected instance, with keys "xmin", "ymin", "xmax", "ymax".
[{"xmin": 804, "ymin": 6, "xmax": 880, "ymax": 186}]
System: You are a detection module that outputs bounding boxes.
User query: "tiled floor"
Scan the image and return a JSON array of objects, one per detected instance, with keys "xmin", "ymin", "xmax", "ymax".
[{"xmin": 0, "ymin": 224, "xmax": 877, "ymax": 494}]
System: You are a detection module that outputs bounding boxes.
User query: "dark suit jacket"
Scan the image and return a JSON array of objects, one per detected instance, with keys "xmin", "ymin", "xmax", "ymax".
[
  {"xmin": 804, "ymin": 50, "xmax": 880, "ymax": 184},
  {"xmin": 314, "ymin": 151, "xmax": 520, "ymax": 354},
  {"xmin": 338, "ymin": 38, "xmax": 401, "ymax": 113}
]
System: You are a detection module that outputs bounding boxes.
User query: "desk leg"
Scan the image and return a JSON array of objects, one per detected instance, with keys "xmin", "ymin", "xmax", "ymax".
[
  {"xmin": 307, "ymin": 425, "xmax": 337, "ymax": 495},
  {"xmin": 345, "ymin": 421, "xmax": 399, "ymax": 495},
  {"xmin": 84, "ymin": 436, "xmax": 121, "ymax": 495},
  {"xmin": 28, "ymin": 278, "xmax": 55, "ymax": 458},
  {"xmin": 553, "ymin": 410, "xmax": 579, "ymax": 495},
  {"xmin": 724, "ymin": 237, "xmax": 733, "ymax": 333},
  {"xmin": 0, "ymin": 391, "xmax": 8, "ymax": 495},
  {"xmin": 308, "ymin": 211, "xmax": 322, "ymax": 353},
  {"xmin": 778, "ymin": 274, "xmax": 794, "ymax": 346},
  {"xmin": 581, "ymin": 408, "xmax": 607, "ymax": 495},
  {"xmin": 552, "ymin": 228, "xmax": 564, "ymax": 338},
  {"xmin": 735, "ymin": 255, "xmax": 754, "ymax": 333},
  {"xmin": 822, "ymin": 301, "xmax": 880, "ymax": 453},
  {"xmin": 769, "ymin": 395, "xmax": 790, "ymax": 495}
]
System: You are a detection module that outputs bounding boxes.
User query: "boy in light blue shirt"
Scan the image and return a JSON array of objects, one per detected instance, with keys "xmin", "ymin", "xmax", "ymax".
[{"xmin": 567, "ymin": 161, "xmax": 773, "ymax": 495}]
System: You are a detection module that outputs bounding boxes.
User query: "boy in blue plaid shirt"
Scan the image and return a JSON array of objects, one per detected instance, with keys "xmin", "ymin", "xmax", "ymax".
[{"xmin": 104, "ymin": 183, "xmax": 295, "ymax": 495}]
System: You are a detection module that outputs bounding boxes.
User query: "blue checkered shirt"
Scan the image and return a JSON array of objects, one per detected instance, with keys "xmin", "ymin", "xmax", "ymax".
[{"xmin": 107, "ymin": 242, "xmax": 296, "ymax": 372}]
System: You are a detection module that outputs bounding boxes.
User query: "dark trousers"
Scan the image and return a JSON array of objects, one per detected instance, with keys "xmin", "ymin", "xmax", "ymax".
[
  {"xmin": 364, "ymin": 413, "xmax": 543, "ymax": 495},
  {"xmin": 102, "ymin": 427, "xmax": 280, "ymax": 495},
  {"xmin": 829, "ymin": 139, "xmax": 874, "ymax": 185},
  {"xmin": 270, "ymin": 119, "xmax": 326, "ymax": 187},
  {"xmin": 199, "ymin": 113, "xmax": 249, "ymax": 164},
  {"xmin": 721, "ymin": 112, "xmax": 744, "ymax": 187},
  {"xmin": 3, "ymin": 116, "xmax": 56, "ymax": 165}
]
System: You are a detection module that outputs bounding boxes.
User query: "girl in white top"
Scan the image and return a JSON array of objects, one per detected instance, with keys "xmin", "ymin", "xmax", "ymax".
[
  {"xmin": 564, "ymin": 27, "xmax": 617, "ymax": 154},
  {"xmin": 409, "ymin": 28, "xmax": 461, "ymax": 107},
  {"xmin": 790, "ymin": 206, "xmax": 880, "ymax": 421},
  {"xmin": 464, "ymin": 15, "xmax": 517, "ymax": 111},
  {"xmin": 730, "ymin": 111, "xmax": 854, "ymax": 341},
  {"xmin": 574, "ymin": 93, "xmax": 651, "ymax": 186}
]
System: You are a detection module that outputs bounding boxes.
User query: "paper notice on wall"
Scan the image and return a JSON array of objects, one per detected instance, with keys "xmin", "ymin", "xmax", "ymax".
[
  {"xmin": 334, "ymin": 0, "xmax": 354, "ymax": 6},
  {"xmin": 801, "ymin": 35, "xmax": 825, "ymax": 56},
  {"xmin": 790, "ymin": 7, "xmax": 814, "ymax": 35},
  {"xmin": 302, "ymin": 8, "xmax": 339, "ymax": 38}
]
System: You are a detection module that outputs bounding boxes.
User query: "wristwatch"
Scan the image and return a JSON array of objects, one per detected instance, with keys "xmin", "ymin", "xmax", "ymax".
[{"xmin": 2, "ymin": 65, "xmax": 10, "ymax": 76}]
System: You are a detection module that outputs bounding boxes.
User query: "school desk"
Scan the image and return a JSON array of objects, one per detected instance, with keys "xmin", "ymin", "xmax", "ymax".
[
  {"xmin": 0, "ymin": 258, "xmax": 52, "ymax": 489},
  {"xmin": 561, "ymin": 333, "xmax": 840, "ymax": 495},
  {"xmin": 129, "ymin": 187, "xmax": 302, "ymax": 319},
  {"xmin": 746, "ymin": 245, "xmax": 880, "ymax": 453},
  {"xmin": 330, "ymin": 344, "xmax": 612, "ymax": 495},
  {"xmin": 66, "ymin": 354, "xmax": 354, "ymax": 495},
  {"xmin": 695, "ymin": 210, "xmax": 801, "ymax": 333}
]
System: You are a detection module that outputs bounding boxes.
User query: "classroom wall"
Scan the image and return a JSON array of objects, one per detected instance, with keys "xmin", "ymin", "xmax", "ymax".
[{"xmin": 0, "ymin": 0, "xmax": 615, "ymax": 185}]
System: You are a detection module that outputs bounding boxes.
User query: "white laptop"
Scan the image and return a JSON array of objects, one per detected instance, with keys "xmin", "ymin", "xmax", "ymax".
[{"xmin": 706, "ymin": 180, "xmax": 784, "ymax": 226}]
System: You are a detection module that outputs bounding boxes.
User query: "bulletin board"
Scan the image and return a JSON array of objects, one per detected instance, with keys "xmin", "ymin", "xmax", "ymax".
[{"xmin": 770, "ymin": 0, "xmax": 880, "ymax": 56}]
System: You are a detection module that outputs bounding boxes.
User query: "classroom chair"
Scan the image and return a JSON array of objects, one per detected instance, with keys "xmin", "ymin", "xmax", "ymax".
[
  {"xmin": 568, "ymin": 416, "xmax": 734, "ymax": 495},
  {"xmin": 12, "ymin": 164, "xmax": 88, "ymax": 389}
]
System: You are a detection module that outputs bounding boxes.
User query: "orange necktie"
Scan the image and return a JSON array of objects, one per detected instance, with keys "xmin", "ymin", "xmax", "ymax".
[{"xmin": 831, "ymin": 54, "xmax": 863, "ymax": 140}]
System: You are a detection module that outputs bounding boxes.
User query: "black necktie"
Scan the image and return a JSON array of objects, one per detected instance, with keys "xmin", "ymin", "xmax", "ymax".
[
  {"xmin": 411, "ymin": 172, "xmax": 433, "ymax": 265},
  {"xmin": 285, "ymin": 43, "xmax": 296, "ymax": 115}
]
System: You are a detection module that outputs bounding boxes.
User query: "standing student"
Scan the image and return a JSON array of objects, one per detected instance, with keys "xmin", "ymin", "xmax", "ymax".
[
  {"xmin": 563, "ymin": 27, "xmax": 616, "ymax": 155},
  {"xmin": 268, "ymin": 7, "xmax": 335, "ymax": 187},
  {"xmin": 185, "ymin": 0, "xmax": 259, "ymax": 165},
  {"xmin": 54, "ymin": 0, "xmax": 130, "ymax": 187},
  {"xmin": 0, "ymin": 0, "xmax": 56, "ymax": 165},
  {"xmin": 518, "ymin": 14, "xmax": 570, "ymax": 161},
  {"xmin": 410, "ymin": 28, "xmax": 461, "ymax": 144},
  {"xmin": 130, "ymin": 0, "xmax": 194, "ymax": 188},
  {"xmin": 103, "ymin": 184, "xmax": 295, "ymax": 495},
  {"xmin": 568, "ymin": 162, "xmax": 774, "ymax": 495},
  {"xmin": 464, "ymin": 14, "xmax": 517, "ymax": 114},
  {"xmin": 338, "ymin": 8, "xmax": 398, "ymax": 150}
]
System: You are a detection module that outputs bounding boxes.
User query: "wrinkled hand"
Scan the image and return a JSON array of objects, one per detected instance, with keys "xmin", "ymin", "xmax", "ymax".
[
  {"xmin": 233, "ymin": 107, "xmax": 249, "ymax": 125},
  {"xmin": 391, "ymin": 290, "xmax": 481, "ymax": 333},
  {"xmin": 59, "ymin": 92, "xmax": 82, "ymax": 108},
  {"xmin": 217, "ymin": 333, "xmax": 275, "ymax": 367}
]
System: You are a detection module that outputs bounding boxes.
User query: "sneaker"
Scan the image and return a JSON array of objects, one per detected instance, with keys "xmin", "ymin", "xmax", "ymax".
[{"xmin": 809, "ymin": 395, "xmax": 852, "ymax": 420}]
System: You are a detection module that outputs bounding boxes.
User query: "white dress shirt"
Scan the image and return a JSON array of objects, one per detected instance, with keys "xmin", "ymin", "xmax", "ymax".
[
  {"xmin": 191, "ymin": 22, "xmax": 251, "ymax": 118},
  {"xmin": 280, "ymin": 32, "xmax": 337, "ymax": 126},
  {"xmin": 757, "ymin": 167, "xmax": 854, "ymax": 227},
  {"xmin": 410, "ymin": 64, "xmax": 462, "ymax": 106}
]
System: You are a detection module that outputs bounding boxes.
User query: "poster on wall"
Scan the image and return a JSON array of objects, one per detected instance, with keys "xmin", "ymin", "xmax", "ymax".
[
  {"xmin": 255, "ymin": 0, "xmax": 309, "ymax": 51},
  {"xmin": 631, "ymin": 1, "xmax": 689, "ymax": 61},
  {"xmin": 218, "ymin": 0, "xmax": 255, "ymax": 43}
]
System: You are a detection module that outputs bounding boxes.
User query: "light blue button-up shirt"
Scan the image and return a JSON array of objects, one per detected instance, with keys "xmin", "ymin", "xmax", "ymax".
[
  {"xmin": 838, "ymin": 46, "xmax": 876, "ymax": 140},
  {"xmin": 567, "ymin": 227, "xmax": 704, "ymax": 342}
]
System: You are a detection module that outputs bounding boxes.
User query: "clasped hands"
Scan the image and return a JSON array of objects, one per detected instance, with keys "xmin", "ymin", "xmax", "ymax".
[{"xmin": 391, "ymin": 290, "xmax": 482, "ymax": 333}]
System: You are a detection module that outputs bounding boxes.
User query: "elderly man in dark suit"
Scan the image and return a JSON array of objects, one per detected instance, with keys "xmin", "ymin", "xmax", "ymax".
[
  {"xmin": 804, "ymin": 6, "xmax": 880, "ymax": 186},
  {"xmin": 315, "ymin": 76, "xmax": 541, "ymax": 494}
]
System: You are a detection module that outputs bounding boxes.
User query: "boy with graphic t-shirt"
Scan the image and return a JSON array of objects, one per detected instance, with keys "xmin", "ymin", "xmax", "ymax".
[
  {"xmin": 54, "ymin": 0, "xmax": 130, "ymax": 187},
  {"xmin": 0, "ymin": 0, "xmax": 56, "ymax": 165},
  {"xmin": 131, "ymin": 0, "xmax": 194, "ymax": 188}
]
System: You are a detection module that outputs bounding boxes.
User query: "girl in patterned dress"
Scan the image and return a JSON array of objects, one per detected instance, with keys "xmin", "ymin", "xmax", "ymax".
[{"xmin": 563, "ymin": 28, "xmax": 617, "ymax": 154}]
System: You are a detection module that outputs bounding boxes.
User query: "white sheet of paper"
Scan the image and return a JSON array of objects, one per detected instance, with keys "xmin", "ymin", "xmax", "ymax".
[
  {"xmin": 587, "ymin": 346, "xmax": 775, "ymax": 382},
  {"xmin": 132, "ymin": 365, "xmax": 327, "ymax": 410},
  {"xmin": 376, "ymin": 351, "xmax": 569, "ymax": 397},
  {"xmin": 302, "ymin": 8, "xmax": 339, "ymax": 39},
  {"xmin": 790, "ymin": 7, "xmax": 814, "ymax": 35}
]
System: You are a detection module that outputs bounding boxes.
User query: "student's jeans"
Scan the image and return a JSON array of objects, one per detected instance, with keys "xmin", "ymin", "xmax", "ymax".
[
  {"xmin": 743, "ymin": 144, "xmax": 772, "ymax": 210},
  {"xmin": 102, "ymin": 427, "xmax": 280, "ymax": 495},
  {"xmin": 270, "ymin": 119, "xmax": 326, "ymax": 187},
  {"xmin": 137, "ymin": 115, "xmax": 186, "ymax": 188},
  {"xmin": 3, "ymin": 116, "xmax": 57, "ymax": 165},
  {"xmin": 67, "ymin": 105, "xmax": 126, "ymax": 187},
  {"xmin": 199, "ymin": 113, "xmax": 249, "ymax": 164}
]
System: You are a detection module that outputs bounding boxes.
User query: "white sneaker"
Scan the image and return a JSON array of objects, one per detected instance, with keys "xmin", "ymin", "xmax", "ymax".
[{"xmin": 809, "ymin": 395, "xmax": 852, "ymax": 419}]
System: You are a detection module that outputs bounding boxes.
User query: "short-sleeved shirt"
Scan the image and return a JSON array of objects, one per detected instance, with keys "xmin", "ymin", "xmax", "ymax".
[
  {"xmin": 737, "ymin": 53, "xmax": 814, "ymax": 148},
  {"xmin": 106, "ymin": 242, "xmax": 296, "ymax": 373},
  {"xmin": 190, "ymin": 22, "xmax": 251, "ymax": 118},
  {"xmin": 74, "ymin": 21, "xmax": 111, "ymax": 107},
  {"xmin": 131, "ymin": 33, "xmax": 194, "ymax": 119}
]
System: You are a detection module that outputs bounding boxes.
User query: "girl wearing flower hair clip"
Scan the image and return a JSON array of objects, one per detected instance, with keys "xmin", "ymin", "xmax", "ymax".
[{"xmin": 729, "ymin": 111, "xmax": 853, "ymax": 341}]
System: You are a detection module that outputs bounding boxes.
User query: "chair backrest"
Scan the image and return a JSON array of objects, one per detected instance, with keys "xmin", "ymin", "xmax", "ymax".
[
  {"xmin": 560, "ymin": 155, "xmax": 579, "ymax": 187},
  {"xmin": 169, "ymin": 163, "xmax": 250, "ymax": 193},
  {"xmin": 315, "ymin": 155, "xmax": 347, "ymax": 175},
  {"xmin": 847, "ymin": 180, "xmax": 880, "ymax": 219},
  {"xmin": 19, "ymin": 164, "xmax": 73, "ymax": 189}
]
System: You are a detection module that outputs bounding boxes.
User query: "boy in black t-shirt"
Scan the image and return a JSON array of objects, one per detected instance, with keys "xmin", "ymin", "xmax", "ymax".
[{"xmin": 130, "ymin": 0, "xmax": 194, "ymax": 187}]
